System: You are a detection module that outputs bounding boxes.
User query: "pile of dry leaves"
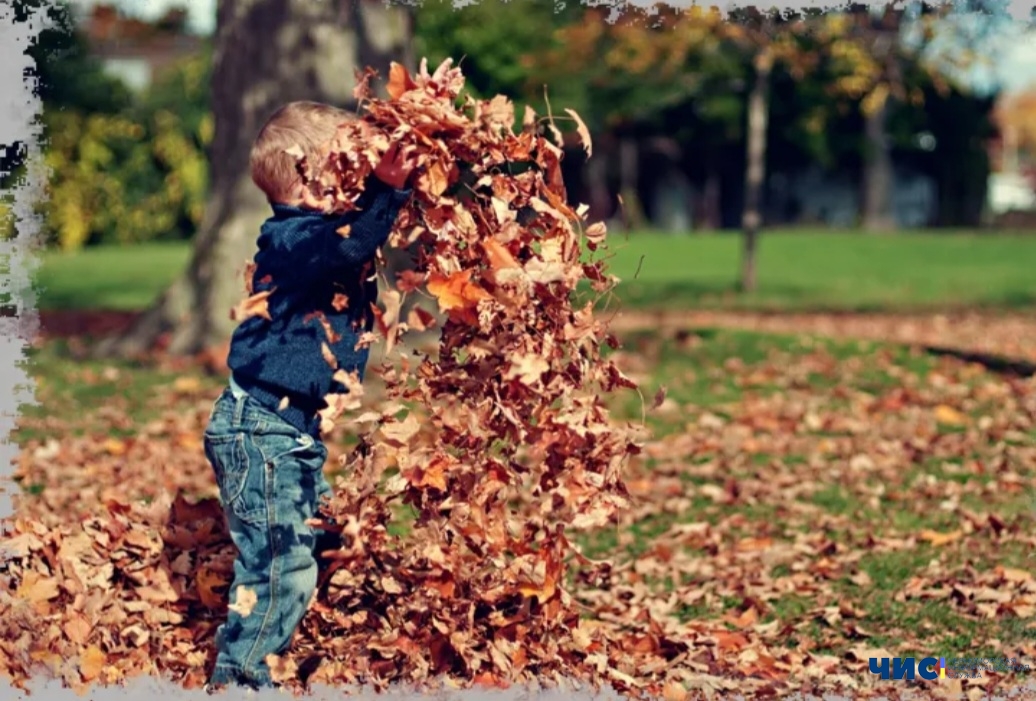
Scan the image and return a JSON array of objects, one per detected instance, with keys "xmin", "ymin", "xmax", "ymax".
[
  {"xmin": 0, "ymin": 60, "xmax": 671, "ymax": 697},
  {"xmin": 257, "ymin": 59, "xmax": 644, "ymax": 693}
]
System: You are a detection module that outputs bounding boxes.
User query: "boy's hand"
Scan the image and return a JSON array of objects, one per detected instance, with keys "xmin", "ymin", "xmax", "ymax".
[{"xmin": 373, "ymin": 142, "xmax": 416, "ymax": 190}]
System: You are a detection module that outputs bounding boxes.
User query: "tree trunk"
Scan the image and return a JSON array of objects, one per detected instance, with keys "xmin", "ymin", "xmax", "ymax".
[
  {"xmin": 860, "ymin": 96, "xmax": 896, "ymax": 232},
  {"xmin": 97, "ymin": 0, "xmax": 411, "ymax": 361},
  {"xmin": 618, "ymin": 137, "xmax": 646, "ymax": 230},
  {"xmin": 739, "ymin": 50, "xmax": 771, "ymax": 294},
  {"xmin": 702, "ymin": 169, "xmax": 721, "ymax": 230}
]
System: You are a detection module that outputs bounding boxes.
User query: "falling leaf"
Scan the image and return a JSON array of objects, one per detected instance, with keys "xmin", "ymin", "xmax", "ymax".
[
  {"xmin": 504, "ymin": 354, "xmax": 550, "ymax": 386},
  {"xmin": 386, "ymin": 61, "xmax": 418, "ymax": 100},
  {"xmin": 426, "ymin": 270, "xmax": 493, "ymax": 323},
  {"xmin": 379, "ymin": 413, "xmax": 421, "ymax": 447},
  {"xmin": 227, "ymin": 586, "xmax": 258, "ymax": 618},
  {"xmin": 564, "ymin": 108, "xmax": 592, "ymax": 158},
  {"xmin": 651, "ymin": 386, "xmax": 667, "ymax": 410},
  {"xmin": 231, "ymin": 290, "xmax": 274, "ymax": 323},
  {"xmin": 332, "ymin": 293, "xmax": 350, "ymax": 311},
  {"xmin": 395, "ymin": 270, "xmax": 426, "ymax": 292},
  {"xmin": 420, "ymin": 160, "xmax": 451, "ymax": 198},
  {"xmin": 405, "ymin": 453, "xmax": 451, "ymax": 492},
  {"xmin": 407, "ymin": 307, "xmax": 436, "ymax": 332},
  {"xmin": 321, "ymin": 342, "xmax": 338, "ymax": 369},
  {"xmin": 482, "ymin": 238, "xmax": 521, "ymax": 273}
]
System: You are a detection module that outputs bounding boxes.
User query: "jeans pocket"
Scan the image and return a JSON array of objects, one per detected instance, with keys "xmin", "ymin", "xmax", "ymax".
[
  {"xmin": 252, "ymin": 423, "xmax": 326, "ymax": 471},
  {"xmin": 204, "ymin": 432, "xmax": 267, "ymax": 526}
]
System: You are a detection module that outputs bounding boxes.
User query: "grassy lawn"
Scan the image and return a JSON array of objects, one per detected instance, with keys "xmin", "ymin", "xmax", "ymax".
[
  {"xmin": 33, "ymin": 230, "xmax": 1036, "ymax": 312},
  {"xmin": 12, "ymin": 228, "xmax": 1036, "ymax": 691},
  {"xmin": 12, "ymin": 327, "xmax": 1036, "ymax": 674}
]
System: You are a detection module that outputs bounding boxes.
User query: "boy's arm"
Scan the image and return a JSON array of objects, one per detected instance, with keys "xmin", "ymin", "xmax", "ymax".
[
  {"xmin": 254, "ymin": 220, "xmax": 328, "ymax": 284},
  {"xmin": 327, "ymin": 179, "xmax": 411, "ymax": 267}
]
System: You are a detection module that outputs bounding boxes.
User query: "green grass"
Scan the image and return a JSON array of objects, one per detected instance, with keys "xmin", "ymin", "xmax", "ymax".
[
  {"xmin": 36, "ymin": 241, "xmax": 191, "ymax": 311},
  {"xmin": 34, "ymin": 230, "xmax": 1036, "ymax": 312},
  {"xmin": 16, "ymin": 263, "xmax": 1036, "ymax": 671},
  {"xmin": 16, "ymin": 340, "xmax": 224, "ymax": 442},
  {"xmin": 604, "ymin": 229, "xmax": 1036, "ymax": 311}
]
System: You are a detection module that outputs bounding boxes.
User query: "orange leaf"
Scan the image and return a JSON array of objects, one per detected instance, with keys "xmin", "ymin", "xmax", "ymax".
[
  {"xmin": 919, "ymin": 529, "xmax": 963, "ymax": 547},
  {"xmin": 78, "ymin": 645, "xmax": 106, "ymax": 682},
  {"xmin": 405, "ymin": 453, "xmax": 450, "ymax": 491},
  {"xmin": 934, "ymin": 404, "xmax": 967, "ymax": 426},
  {"xmin": 713, "ymin": 630, "xmax": 749, "ymax": 652},
  {"xmin": 231, "ymin": 290, "xmax": 274, "ymax": 323},
  {"xmin": 196, "ymin": 566, "xmax": 229, "ymax": 609},
  {"xmin": 104, "ymin": 438, "xmax": 127, "ymax": 456},
  {"xmin": 427, "ymin": 270, "xmax": 492, "ymax": 320},
  {"xmin": 17, "ymin": 570, "xmax": 60, "ymax": 608},
  {"xmin": 474, "ymin": 672, "xmax": 510, "ymax": 689},
  {"xmin": 482, "ymin": 237, "xmax": 521, "ymax": 272},
  {"xmin": 418, "ymin": 159, "xmax": 450, "ymax": 198},
  {"xmin": 662, "ymin": 682, "xmax": 688, "ymax": 701},
  {"xmin": 386, "ymin": 62, "xmax": 417, "ymax": 100}
]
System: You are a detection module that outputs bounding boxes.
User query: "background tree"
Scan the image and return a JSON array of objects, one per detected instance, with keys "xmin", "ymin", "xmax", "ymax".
[
  {"xmin": 2, "ymin": 0, "xmax": 132, "ymax": 233},
  {"xmin": 829, "ymin": 1, "xmax": 1012, "ymax": 230},
  {"xmin": 994, "ymin": 89, "xmax": 1036, "ymax": 172},
  {"xmin": 100, "ymin": 0, "xmax": 413, "ymax": 359},
  {"xmin": 537, "ymin": 6, "xmax": 743, "ymax": 229},
  {"xmin": 537, "ymin": 6, "xmax": 820, "ymax": 291}
]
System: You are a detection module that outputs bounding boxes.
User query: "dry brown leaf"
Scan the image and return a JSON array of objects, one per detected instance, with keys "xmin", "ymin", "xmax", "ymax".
[
  {"xmin": 227, "ymin": 586, "xmax": 258, "ymax": 618},
  {"xmin": 230, "ymin": 290, "xmax": 274, "ymax": 323}
]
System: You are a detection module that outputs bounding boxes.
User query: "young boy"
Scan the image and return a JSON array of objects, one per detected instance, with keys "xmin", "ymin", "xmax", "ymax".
[{"xmin": 203, "ymin": 101, "xmax": 414, "ymax": 691}]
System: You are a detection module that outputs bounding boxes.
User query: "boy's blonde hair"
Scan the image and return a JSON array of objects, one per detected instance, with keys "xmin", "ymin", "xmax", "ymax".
[{"xmin": 250, "ymin": 101, "xmax": 355, "ymax": 204}]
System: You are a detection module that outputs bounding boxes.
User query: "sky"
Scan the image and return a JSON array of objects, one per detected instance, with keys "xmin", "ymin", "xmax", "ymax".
[{"xmin": 69, "ymin": 0, "xmax": 1036, "ymax": 94}]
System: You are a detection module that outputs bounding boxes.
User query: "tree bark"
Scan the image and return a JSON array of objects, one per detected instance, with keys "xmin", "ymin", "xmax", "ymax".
[
  {"xmin": 739, "ymin": 50, "xmax": 771, "ymax": 294},
  {"xmin": 860, "ymin": 96, "xmax": 896, "ymax": 232},
  {"xmin": 617, "ymin": 136, "xmax": 647, "ymax": 230},
  {"xmin": 97, "ymin": 0, "xmax": 411, "ymax": 360},
  {"xmin": 702, "ymin": 170, "xmax": 720, "ymax": 231}
]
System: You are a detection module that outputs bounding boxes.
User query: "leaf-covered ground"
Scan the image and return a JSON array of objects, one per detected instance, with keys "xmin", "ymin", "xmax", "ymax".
[{"xmin": 4, "ymin": 317, "xmax": 1036, "ymax": 699}]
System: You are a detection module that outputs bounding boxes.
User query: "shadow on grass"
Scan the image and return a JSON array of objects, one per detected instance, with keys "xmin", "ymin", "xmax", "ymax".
[{"xmin": 922, "ymin": 346, "xmax": 1036, "ymax": 379}]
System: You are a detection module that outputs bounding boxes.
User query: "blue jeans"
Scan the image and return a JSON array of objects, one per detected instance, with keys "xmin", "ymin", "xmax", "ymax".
[{"xmin": 203, "ymin": 382, "xmax": 332, "ymax": 688}]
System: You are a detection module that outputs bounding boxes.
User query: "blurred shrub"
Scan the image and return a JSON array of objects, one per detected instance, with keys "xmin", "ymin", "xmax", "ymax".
[{"xmin": 41, "ymin": 50, "xmax": 212, "ymax": 251}]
